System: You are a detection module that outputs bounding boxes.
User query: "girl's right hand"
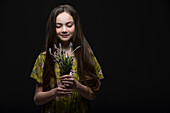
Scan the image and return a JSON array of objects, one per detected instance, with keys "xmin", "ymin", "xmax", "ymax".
[{"xmin": 53, "ymin": 85, "xmax": 72, "ymax": 97}]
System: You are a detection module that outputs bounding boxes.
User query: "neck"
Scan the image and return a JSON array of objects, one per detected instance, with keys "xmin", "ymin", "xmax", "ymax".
[
  {"xmin": 60, "ymin": 41, "xmax": 70, "ymax": 50},
  {"xmin": 60, "ymin": 41, "xmax": 73, "ymax": 54},
  {"xmin": 59, "ymin": 41, "xmax": 75, "ymax": 56}
]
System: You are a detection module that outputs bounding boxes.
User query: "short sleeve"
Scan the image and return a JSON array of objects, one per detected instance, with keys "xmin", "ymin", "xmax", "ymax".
[
  {"xmin": 92, "ymin": 54, "xmax": 104, "ymax": 80},
  {"xmin": 30, "ymin": 53, "xmax": 45, "ymax": 84}
]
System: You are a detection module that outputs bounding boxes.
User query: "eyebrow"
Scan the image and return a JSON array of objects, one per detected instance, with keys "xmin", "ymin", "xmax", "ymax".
[{"xmin": 56, "ymin": 21, "xmax": 74, "ymax": 25}]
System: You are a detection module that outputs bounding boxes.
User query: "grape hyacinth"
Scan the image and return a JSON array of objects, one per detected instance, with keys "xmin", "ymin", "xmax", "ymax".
[{"xmin": 49, "ymin": 42, "xmax": 81, "ymax": 76}]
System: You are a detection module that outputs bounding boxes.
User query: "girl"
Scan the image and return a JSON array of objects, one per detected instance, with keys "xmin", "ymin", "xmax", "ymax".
[{"xmin": 31, "ymin": 4, "xmax": 104, "ymax": 113}]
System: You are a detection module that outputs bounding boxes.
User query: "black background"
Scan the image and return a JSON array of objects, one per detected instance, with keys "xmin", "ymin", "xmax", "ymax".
[{"xmin": 0, "ymin": 0, "xmax": 169, "ymax": 113}]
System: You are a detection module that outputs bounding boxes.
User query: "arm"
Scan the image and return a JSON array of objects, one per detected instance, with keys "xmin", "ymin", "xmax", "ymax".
[
  {"xmin": 33, "ymin": 83, "xmax": 55, "ymax": 105},
  {"xmin": 74, "ymin": 81, "xmax": 96, "ymax": 100},
  {"xmin": 33, "ymin": 82, "xmax": 72, "ymax": 105}
]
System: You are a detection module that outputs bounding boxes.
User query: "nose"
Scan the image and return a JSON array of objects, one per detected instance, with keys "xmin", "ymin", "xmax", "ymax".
[{"xmin": 62, "ymin": 25, "xmax": 68, "ymax": 34}]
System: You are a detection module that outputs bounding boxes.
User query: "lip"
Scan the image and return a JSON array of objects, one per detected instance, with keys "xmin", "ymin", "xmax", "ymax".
[{"xmin": 60, "ymin": 34, "xmax": 69, "ymax": 38}]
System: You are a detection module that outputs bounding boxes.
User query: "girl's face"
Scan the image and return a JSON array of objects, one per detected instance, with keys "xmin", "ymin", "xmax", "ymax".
[{"xmin": 56, "ymin": 12, "xmax": 75, "ymax": 42}]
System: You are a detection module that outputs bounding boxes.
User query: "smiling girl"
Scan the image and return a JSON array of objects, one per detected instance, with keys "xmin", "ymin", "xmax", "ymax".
[{"xmin": 30, "ymin": 4, "xmax": 104, "ymax": 113}]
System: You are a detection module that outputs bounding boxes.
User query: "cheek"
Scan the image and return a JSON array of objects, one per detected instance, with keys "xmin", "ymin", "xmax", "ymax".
[
  {"xmin": 56, "ymin": 28, "xmax": 61, "ymax": 34},
  {"xmin": 68, "ymin": 26, "xmax": 75, "ymax": 34}
]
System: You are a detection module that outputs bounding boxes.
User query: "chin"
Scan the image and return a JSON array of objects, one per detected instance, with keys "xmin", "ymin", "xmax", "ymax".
[{"xmin": 59, "ymin": 37, "xmax": 72, "ymax": 42}]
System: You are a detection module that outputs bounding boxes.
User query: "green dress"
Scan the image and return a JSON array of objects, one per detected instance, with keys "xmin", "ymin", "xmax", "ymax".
[{"xmin": 30, "ymin": 52, "xmax": 104, "ymax": 113}]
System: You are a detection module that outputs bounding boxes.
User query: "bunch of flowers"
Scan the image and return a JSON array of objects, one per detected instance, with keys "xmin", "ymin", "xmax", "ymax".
[{"xmin": 49, "ymin": 42, "xmax": 81, "ymax": 76}]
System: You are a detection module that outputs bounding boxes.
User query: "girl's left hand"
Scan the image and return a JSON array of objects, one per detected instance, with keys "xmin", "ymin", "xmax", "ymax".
[{"xmin": 59, "ymin": 75, "xmax": 77, "ymax": 89}]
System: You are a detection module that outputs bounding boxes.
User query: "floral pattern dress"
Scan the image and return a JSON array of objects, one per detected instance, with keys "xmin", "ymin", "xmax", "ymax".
[{"xmin": 30, "ymin": 52, "xmax": 104, "ymax": 113}]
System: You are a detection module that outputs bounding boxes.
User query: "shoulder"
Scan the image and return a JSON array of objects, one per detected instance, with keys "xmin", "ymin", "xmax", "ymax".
[
  {"xmin": 39, "ymin": 51, "xmax": 46, "ymax": 56},
  {"xmin": 41, "ymin": 51, "xmax": 46, "ymax": 55},
  {"xmin": 88, "ymin": 48, "xmax": 95, "ymax": 59},
  {"xmin": 88, "ymin": 48, "xmax": 94, "ymax": 55},
  {"xmin": 36, "ymin": 51, "xmax": 46, "ymax": 61}
]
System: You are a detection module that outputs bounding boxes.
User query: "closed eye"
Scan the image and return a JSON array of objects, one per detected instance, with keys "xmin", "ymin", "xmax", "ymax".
[
  {"xmin": 67, "ymin": 24, "xmax": 73, "ymax": 28},
  {"xmin": 66, "ymin": 22, "xmax": 74, "ymax": 28},
  {"xmin": 56, "ymin": 25, "xmax": 61, "ymax": 28},
  {"xmin": 56, "ymin": 22, "xmax": 74, "ymax": 28},
  {"xmin": 56, "ymin": 23, "xmax": 62, "ymax": 28}
]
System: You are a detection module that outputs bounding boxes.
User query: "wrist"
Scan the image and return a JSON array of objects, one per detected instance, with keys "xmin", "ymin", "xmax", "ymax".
[
  {"xmin": 50, "ymin": 88, "xmax": 57, "ymax": 98},
  {"xmin": 74, "ymin": 81, "xmax": 86, "ymax": 92},
  {"xmin": 74, "ymin": 80, "xmax": 79, "ymax": 90},
  {"xmin": 73, "ymin": 81, "xmax": 95, "ymax": 100}
]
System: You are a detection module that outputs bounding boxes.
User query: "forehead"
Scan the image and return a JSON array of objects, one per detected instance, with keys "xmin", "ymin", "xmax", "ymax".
[{"xmin": 56, "ymin": 12, "xmax": 74, "ymax": 23}]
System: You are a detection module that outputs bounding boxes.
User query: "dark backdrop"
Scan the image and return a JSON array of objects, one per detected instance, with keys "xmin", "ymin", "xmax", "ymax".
[{"xmin": 1, "ymin": 0, "xmax": 169, "ymax": 113}]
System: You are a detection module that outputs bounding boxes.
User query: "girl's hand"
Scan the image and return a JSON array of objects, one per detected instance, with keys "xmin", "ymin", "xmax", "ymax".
[
  {"xmin": 59, "ymin": 75, "xmax": 77, "ymax": 89},
  {"xmin": 54, "ymin": 84, "xmax": 72, "ymax": 97},
  {"xmin": 59, "ymin": 75, "xmax": 96, "ymax": 100}
]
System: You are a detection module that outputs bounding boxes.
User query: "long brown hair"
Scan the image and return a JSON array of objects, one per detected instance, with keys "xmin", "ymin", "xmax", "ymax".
[{"xmin": 43, "ymin": 4, "xmax": 101, "ymax": 93}]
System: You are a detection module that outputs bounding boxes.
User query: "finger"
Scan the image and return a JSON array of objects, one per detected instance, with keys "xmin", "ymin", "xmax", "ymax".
[
  {"xmin": 58, "ymin": 85, "xmax": 67, "ymax": 89},
  {"xmin": 57, "ymin": 90, "xmax": 72, "ymax": 94},
  {"xmin": 56, "ymin": 90, "xmax": 72, "ymax": 97},
  {"xmin": 64, "ymin": 84, "xmax": 72, "ymax": 87},
  {"xmin": 57, "ymin": 89, "xmax": 72, "ymax": 94},
  {"xmin": 60, "ymin": 77, "xmax": 74, "ymax": 82},
  {"xmin": 58, "ymin": 84, "xmax": 73, "ymax": 89},
  {"xmin": 60, "ymin": 75, "xmax": 73, "ymax": 79},
  {"xmin": 59, "ymin": 83, "xmax": 73, "ymax": 89},
  {"xmin": 57, "ymin": 87, "xmax": 72, "ymax": 92},
  {"xmin": 62, "ymin": 81, "xmax": 73, "ymax": 85}
]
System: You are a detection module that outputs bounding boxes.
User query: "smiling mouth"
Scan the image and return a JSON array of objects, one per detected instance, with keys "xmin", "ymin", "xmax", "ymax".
[{"xmin": 61, "ymin": 35, "xmax": 69, "ymax": 38}]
